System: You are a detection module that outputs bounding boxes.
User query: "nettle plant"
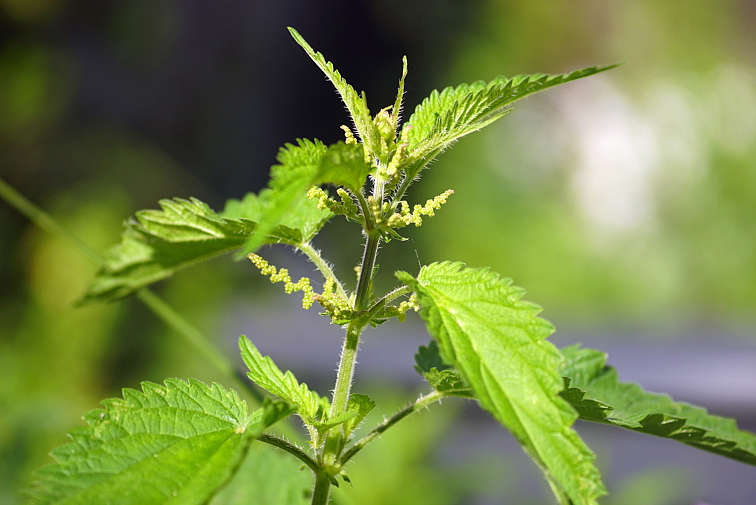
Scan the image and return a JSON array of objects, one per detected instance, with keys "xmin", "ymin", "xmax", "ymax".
[{"xmin": 15, "ymin": 28, "xmax": 756, "ymax": 505}]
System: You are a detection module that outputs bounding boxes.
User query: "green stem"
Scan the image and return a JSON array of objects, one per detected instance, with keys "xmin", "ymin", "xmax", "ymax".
[
  {"xmin": 0, "ymin": 177, "xmax": 101, "ymax": 264},
  {"xmin": 326, "ymin": 229, "xmax": 381, "ymax": 421},
  {"xmin": 0, "ymin": 177, "xmax": 261, "ymax": 403},
  {"xmin": 365, "ymin": 285, "xmax": 412, "ymax": 319},
  {"xmin": 354, "ymin": 191, "xmax": 373, "ymax": 231},
  {"xmin": 353, "ymin": 230, "xmax": 381, "ymax": 312},
  {"xmin": 329, "ymin": 321, "xmax": 363, "ymax": 420},
  {"xmin": 320, "ymin": 202, "xmax": 383, "ymax": 477},
  {"xmin": 340, "ymin": 390, "xmax": 443, "ymax": 465},
  {"xmin": 298, "ymin": 242, "xmax": 348, "ymax": 300},
  {"xmin": 258, "ymin": 434, "xmax": 320, "ymax": 473},
  {"xmin": 135, "ymin": 290, "xmax": 262, "ymax": 403},
  {"xmin": 311, "ymin": 469, "xmax": 333, "ymax": 505}
]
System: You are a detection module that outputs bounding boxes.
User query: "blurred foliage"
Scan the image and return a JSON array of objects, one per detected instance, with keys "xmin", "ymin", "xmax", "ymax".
[
  {"xmin": 412, "ymin": 0, "xmax": 756, "ymax": 328},
  {"xmin": 1, "ymin": 0, "xmax": 755, "ymax": 503}
]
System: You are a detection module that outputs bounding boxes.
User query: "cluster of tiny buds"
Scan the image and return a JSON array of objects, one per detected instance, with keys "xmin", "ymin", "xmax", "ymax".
[
  {"xmin": 398, "ymin": 293, "xmax": 420, "ymax": 313},
  {"xmin": 375, "ymin": 293, "xmax": 419, "ymax": 323},
  {"xmin": 306, "ymin": 187, "xmax": 360, "ymax": 220},
  {"xmin": 386, "ymin": 189, "xmax": 454, "ymax": 228},
  {"xmin": 248, "ymin": 253, "xmax": 352, "ymax": 321},
  {"xmin": 312, "ymin": 277, "xmax": 353, "ymax": 321},
  {"xmin": 372, "ymin": 107, "xmax": 396, "ymax": 142},
  {"xmin": 340, "ymin": 125, "xmax": 357, "ymax": 145},
  {"xmin": 248, "ymin": 253, "xmax": 315, "ymax": 309}
]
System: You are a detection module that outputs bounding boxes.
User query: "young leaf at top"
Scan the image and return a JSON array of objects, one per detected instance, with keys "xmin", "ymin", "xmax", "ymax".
[
  {"xmin": 560, "ymin": 345, "xmax": 756, "ymax": 466},
  {"xmin": 397, "ymin": 262, "xmax": 606, "ymax": 505},
  {"xmin": 288, "ymin": 27, "xmax": 382, "ymax": 157},
  {"xmin": 81, "ymin": 193, "xmax": 332, "ymax": 303},
  {"xmin": 24, "ymin": 379, "xmax": 292, "ymax": 505},
  {"xmin": 401, "ymin": 65, "xmax": 618, "ymax": 180}
]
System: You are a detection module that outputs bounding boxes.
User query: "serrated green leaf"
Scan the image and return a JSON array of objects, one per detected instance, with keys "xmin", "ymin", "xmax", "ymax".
[
  {"xmin": 221, "ymin": 187, "xmax": 332, "ymax": 244},
  {"xmin": 239, "ymin": 336, "xmax": 327, "ymax": 424},
  {"xmin": 288, "ymin": 27, "xmax": 381, "ymax": 156},
  {"xmin": 402, "ymin": 65, "xmax": 618, "ymax": 179},
  {"xmin": 398, "ymin": 262, "xmax": 606, "ymax": 505},
  {"xmin": 414, "ymin": 341, "xmax": 473, "ymax": 397},
  {"xmin": 414, "ymin": 340, "xmax": 453, "ymax": 374},
  {"xmin": 343, "ymin": 394, "xmax": 376, "ymax": 436},
  {"xmin": 240, "ymin": 139, "xmax": 373, "ymax": 256},
  {"xmin": 240, "ymin": 139, "xmax": 329, "ymax": 255},
  {"xmin": 560, "ymin": 345, "xmax": 756, "ymax": 466},
  {"xmin": 24, "ymin": 379, "xmax": 289, "ymax": 505},
  {"xmin": 81, "ymin": 195, "xmax": 331, "ymax": 303}
]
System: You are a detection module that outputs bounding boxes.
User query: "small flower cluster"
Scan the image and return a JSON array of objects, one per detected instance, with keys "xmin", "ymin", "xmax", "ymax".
[
  {"xmin": 307, "ymin": 186, "xmax": 360, "ymax": 222},
  {"xmin": 248, "ymin": 253, "xmax": 353, "ymax": 322},
  {"xmin": 386, "ymin": 189, "xmax": 454, "ymax": 228},
  {"xmin": 389, "ymin": 293, "xmax": 420, "ymax": 322},
  {"xmin": 340, "ymin": 124, "xmax": 357, "ymax": 145},
  {"xmin": 248, "ymin": 253, "xmax": 315, "ymax": 309},
  {"xmin": 313, "ymin": 277, "xmax": 353, "ymax": 323}
]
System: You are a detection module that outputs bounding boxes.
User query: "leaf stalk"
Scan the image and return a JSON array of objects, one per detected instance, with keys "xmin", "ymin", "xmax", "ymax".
[
  {"xmin": 340, "ymin": 390, "xmax": 443, "ymax": 465},
  {"xmin": 258, "ymin": 434, "xmax": 320, "ymax": 473}
]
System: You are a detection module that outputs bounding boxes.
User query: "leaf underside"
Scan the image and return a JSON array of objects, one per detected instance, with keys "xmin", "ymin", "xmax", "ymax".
[
  {"xmin": 24, "ymin": 379, "xmax": 287, "ymax": 505},
  {"xmin": 560, "ymin": 345, "xmax": 756, "ymax": 466},
  {"xmin": 398, "ymin": 262, "xmax": 606, "ymax": 505},
  {"xmin": 81, "ymin": 191, "xmax": 331, "ymax": 303}
]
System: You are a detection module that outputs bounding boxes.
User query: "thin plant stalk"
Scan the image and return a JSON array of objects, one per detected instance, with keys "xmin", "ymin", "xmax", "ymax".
[{"xmin": 0, "ymin": 177, "xmax": 260, "ymax": 403}]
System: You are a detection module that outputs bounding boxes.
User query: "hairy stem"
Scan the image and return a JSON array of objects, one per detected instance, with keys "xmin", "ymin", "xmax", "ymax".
[
  {"xmin": 354, "ymin": 190, "xmax": 373, "ymax": 231},
  {"xmin": 258, "ymin": 434, "xmax": 320, "ymax": 473},
  {"xmin": 327, "ymin": 229, "xmax": 381, "ymax": 422},
  {"xmin": 340, "ymin": 390, "xmax": 443, "ymax": 465},
  {"xmin": 319, "ymin": 198, "xmax": 383, "ymax": 485},
  {"xmin": 329, "ymin": 321, "xmax": 363, "ymax": 420},
  {"xmin": 365, "ymin": 285, "xmax": 413, "ymax": 319},
  {"xmin": 311, "ymin": 469, "xmax": 333, "ymax": 505},
  {"xmin": 353, "ymin": 230, "xmax": 381, "ymax": 312},
  {"xmin": 298, "ymin": 242, "xmax": 348, "ymax": 300}
]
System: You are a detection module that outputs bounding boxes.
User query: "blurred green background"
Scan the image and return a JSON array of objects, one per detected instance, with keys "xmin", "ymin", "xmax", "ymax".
[{"xmin": 2, "ymin": 1, "xmax": 756, "ymax": 504}]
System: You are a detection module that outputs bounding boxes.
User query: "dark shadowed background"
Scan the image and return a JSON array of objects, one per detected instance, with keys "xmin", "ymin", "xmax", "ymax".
[{"xmin": 2, "ymin": 1, "xmax": 756, "ymax": 504}]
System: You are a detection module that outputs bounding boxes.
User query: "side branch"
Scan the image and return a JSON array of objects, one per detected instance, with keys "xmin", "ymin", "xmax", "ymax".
[
  {"xmin": 366, "ymin": 285, "xmax": 413, "ymax": 318},
  {"xmin": 258, "ymin": 434, "xmax": 320, "ymax": 474},
  {"xmin": 298, "ymin": 242, "xmax": 349, "ymax": 300},
  {"xmin": 340, "ymin": 390, "xmax": 443, "ymax": 465}
]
